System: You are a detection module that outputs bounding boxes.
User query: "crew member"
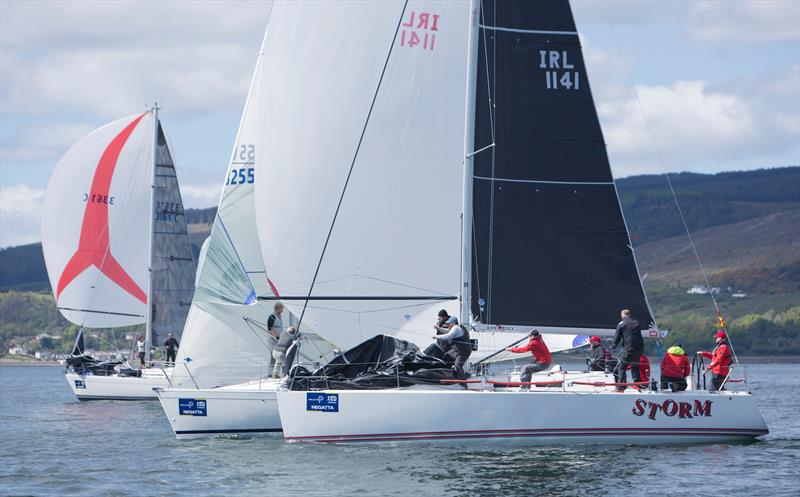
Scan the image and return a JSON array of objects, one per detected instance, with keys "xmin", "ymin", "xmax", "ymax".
[
  {"xmin": 611, "ymin": 309, "xmax": 644, "ymax": 391},
  {"xmin": 267, "ymin": 302, "xmax": 285, "ymax": 340},
  {"xmin": 163, "ymin": 332, "xmax": 179, "ymax": 365},
  {"xmin": 660, "ymin": 345, "xmax": 690, "ymax": 391},
  {"xmin": 272, "ymin": 326, "xmax": 299, "ymax": 378},
  {"xmin": 431, "ymin": 318, "xmax": 472, "ymax": 379},
  {"xmin": 507, "ymin": 330, "xmax": 552, "ymax": 391},
  {"xmin": 423, "ymin": 310, "xmax": 453, "ymax": 361},
  {"xmin": 586, "ymin": 336, "xmax": 611, "ymax": 372},
  {"xmin": 136, "ymin": 335, "xmax": 146, "ymax": 368},
  {"xmin": 698, "ymin": 331, "xmax": 732, "ymax": 391},
  {"xmin": 638, "ymin": 354, "xmax": 651, "ymax": 383}
]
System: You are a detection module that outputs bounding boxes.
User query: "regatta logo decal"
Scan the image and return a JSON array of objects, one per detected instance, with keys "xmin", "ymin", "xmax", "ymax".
[
  {"xmin": 56, "ymin": 114, "xmax": 148, "ymax": 304},
  {"xmin": 74, "ymin": 379, "xmax": 86, "ymax": 389},
  {"xmin": 306, "ymin": 393, "xmax": 339, "ymax": 413},
  {"xmin": 400, "ymin": 10, "xmax": 439, "ymax": 51},
  {"xmin": 178, "ymin": 398, "xmax": 207, "ymax": 416},
  {"xmin": 632, "ymin": 399, "xmax": 713, "ymax": 420}
]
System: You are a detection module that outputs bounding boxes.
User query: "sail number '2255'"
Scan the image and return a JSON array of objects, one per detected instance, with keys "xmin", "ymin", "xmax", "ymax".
[{"xmin": 227, "ymin": 144, "xmax": 255, "ymax": 185}]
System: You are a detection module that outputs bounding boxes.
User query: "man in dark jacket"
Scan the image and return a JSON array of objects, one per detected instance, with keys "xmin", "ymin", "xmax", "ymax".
[
  {"xmin": 612, "ymin": 309, "xmax": 644, "ymax": 391},
  {"xmin": 586, "ymin": 335, "xmax": 611, "ymax": 372},
  {"xmin": 163, "ymin": 333, "xmax": 179, "ymax": 365},
  {"xmin": 431, "ymin": 318, "xmax": 472, "ymax": 379}
]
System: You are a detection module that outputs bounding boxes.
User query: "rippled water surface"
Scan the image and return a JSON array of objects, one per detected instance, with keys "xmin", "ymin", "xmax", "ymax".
[{"xmin": 1, "ymin": 363, "xmax": 798, "ymax": 496}]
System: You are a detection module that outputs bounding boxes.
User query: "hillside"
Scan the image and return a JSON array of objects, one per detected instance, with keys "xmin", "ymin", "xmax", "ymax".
[
  {"xmin": 616, "ymin": 167, "xmax": 799, "ymax": 244},
  {"xmin": 0, "ymin": 168, "xmax": 798, "ymax": 356},
  {"xmin": 635, "ymin": 209, "xmax": 799, "ymax": 294},
  {"xmin": 0, "ymin": 207, "xmax": 216, "ymax": 292}
]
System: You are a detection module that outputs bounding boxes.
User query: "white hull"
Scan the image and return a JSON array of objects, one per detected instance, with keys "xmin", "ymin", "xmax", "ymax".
[
  {"xmin": 277, "ymin": 388, "xmax": 768, "ymax": 445},
  {"xmin": 65, "ymin": 369, "xmax": 170, "ymax": 400},
  {"xmin": 155, "ymin": 379, "xmax": 282, "ymax": 439}
]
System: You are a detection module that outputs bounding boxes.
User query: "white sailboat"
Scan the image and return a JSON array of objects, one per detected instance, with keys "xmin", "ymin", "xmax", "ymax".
[
  {"xmin": 241, "ymin": 0, "xmax": 768, "ymax": 444},
  {"xmin": 154, "ymin": 14, "xmax": 337, "ymax": 437},
  {"xmin": 42, "ymin": 109, "xmax": 196, "ymax": 400}
]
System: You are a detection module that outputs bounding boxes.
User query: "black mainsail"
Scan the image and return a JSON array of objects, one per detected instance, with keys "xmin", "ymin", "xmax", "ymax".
[
  {"xmin": 150, "ymin": 121, "xmax": 196, "ymax": 346},
  {"xmin": 470, "ymin": 0, "xmax": 654, "ymax": 331}
]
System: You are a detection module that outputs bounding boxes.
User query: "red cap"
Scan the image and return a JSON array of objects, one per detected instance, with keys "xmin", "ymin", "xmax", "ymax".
[
  {"xmin": 590, "ymin": 335, "xmax": 601, "ymax": 343},
  {"xmin": 715, "ymin": 331, "xmax": 726, "ymax": 339}
]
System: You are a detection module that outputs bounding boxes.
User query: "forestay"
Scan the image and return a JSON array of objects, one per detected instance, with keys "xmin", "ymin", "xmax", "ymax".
[
  {"xmin": 470, "ymin": 0, "xmax": 655, "ymax": 353},
  {"xmin": 42, "ymin": 113, "xmax": 155, "ymax": 328},
  {"xmin": 253, "ymin": 1, "xmax": 473, "ymax": 351}
]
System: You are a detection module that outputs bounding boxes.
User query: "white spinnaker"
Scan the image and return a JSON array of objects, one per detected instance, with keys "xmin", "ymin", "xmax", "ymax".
[
  {"xmin": 253, "ymin": 1, "xmax": 472, "ymax": 351},
  {"xmin": 42, "ymin": 113, "xmax": 155, "ymax": 328}
]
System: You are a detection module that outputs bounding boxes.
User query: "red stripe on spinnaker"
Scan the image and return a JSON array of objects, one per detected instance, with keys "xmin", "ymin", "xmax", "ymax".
[{"xmin": 57, "ymin": 113, "xmax": 149, "ymax": 304}]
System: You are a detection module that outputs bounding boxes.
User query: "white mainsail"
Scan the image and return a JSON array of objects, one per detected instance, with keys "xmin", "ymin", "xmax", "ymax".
[
  {"xmin": 253, "ymin": 0, "xmax": 472, "ymax": 351},
  {"xmin": 42, "ymin": 113, "xmax": 155, "ymax": 328}
]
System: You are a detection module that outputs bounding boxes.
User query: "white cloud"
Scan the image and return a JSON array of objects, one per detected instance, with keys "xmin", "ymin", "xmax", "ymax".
[
  {"xmin": 0, "ymin": 1, "xmax": 267, "ymax": 119},
  {"xmin": 1, "ymin": 122, "xmax": 94, "ymax": 162},
  {"xmin": 0, "ymin": 184, "xmax": 45, "ymax": 247},
  {"xmin": 598, "ymin": 80, "xmax": 789, "ymax": 176},
  {"xmin": 180, "ymin": 183, "xmax": 220, "ymax": 209},
  {"xmin": 688, "ymin": 0, "xmax": 800, "ymax": 43}
]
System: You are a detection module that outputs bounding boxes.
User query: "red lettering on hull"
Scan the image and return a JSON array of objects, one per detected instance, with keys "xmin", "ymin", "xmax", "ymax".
[{"xmin": 632, "ymin": 398, "xmax": 713, "ymax": 420}]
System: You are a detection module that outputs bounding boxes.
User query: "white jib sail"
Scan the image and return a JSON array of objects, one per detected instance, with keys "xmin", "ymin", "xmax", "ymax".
[
  {"xmin": 253, "ymin": 1, "xmax": 473, "ymax": 351},
  {"xmin": 171, "ymin": 5, "xmax": 333, "ymax": 388},
  {"xmin": 42, "ymin": 112, "xmax": 156, "ymax": 328}
]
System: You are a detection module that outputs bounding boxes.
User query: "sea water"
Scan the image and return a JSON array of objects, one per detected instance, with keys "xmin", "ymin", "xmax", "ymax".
[{"xmin": 1, "ymin": 363, "xmax": 798, "ymax": 496}]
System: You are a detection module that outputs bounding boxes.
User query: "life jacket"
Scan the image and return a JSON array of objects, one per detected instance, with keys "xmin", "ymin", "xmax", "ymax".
[
  {"xmin": 661, "ymin": 351, "xmax": 691, "ymax": 378},
  {"xmin": 702, "ymin": 340, "xmax": 732, "ymax": 375},
  {"xmin": 448, "ymin": 325, "xmax": 472, "ymax": 356}
]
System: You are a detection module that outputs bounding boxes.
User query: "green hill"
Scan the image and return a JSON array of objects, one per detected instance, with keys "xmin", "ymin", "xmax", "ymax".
[
  {"xmin": 0, "ymin": 169, "xmax": 797, "ymax": 356},
  {"xmin": 616, "ymin": 167, "xmax": 799, "ymax": 244},
  {"xmin": 0, "ymin": 207, "xmax": 216, "ymax": 292}
]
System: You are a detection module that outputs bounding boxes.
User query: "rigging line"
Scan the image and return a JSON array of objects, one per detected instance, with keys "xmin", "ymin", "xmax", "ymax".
[
  {"xmin": 480, "ymin": 0, "xmax": 498, "ymax": 322},
  {"xmin": 471, "ymin": 213, "xmax": 484, "ymax": 323},
  {"xmin": 600, "ymin": 0, "xmax": 738, "ymax": 365},
  {"xmin": 352, "ymin": 274, "xmax": 453, "ymax": 296},
  {"xmin": 303, "ymin": 299, "xmax": 446, "ymax": 315},
  {"xmin": 297, "ymin": 0, "xmax": 410, "ymax": 330}
]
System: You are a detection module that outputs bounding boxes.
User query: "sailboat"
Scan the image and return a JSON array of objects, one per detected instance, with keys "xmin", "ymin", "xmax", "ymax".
[
  {"xmin": 154, "ymin": 16, "xmax": 337, "ymax": 437},
  {"xmin": 239, "ymin": 0, "xmax": 767, "ymax": 444},
  {"xmin": 42, "ymin": 109, "xmax": 196, "ymax": 400}
]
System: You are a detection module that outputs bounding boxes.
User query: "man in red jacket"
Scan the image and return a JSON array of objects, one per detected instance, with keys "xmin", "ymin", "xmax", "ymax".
[
  {"xmin": 698, "ymin": 331, "xmax": 732, "ymax": 391},
  {"xmin": 507, "ymin": 330, "xmax": 552, "ymax": 390},
  {"xmin": 660, "ymin": 345, "xmax": 691, "ymax": 391}
]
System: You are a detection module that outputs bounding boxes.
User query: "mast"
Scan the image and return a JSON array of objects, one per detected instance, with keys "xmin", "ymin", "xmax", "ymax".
[
  {"xmin": 460, "ymin": 1, "xmax": 481, "ymax": 326},
  {"xmin": 144, "ymin": 103, "xmax": 159, "ymax": 365}
]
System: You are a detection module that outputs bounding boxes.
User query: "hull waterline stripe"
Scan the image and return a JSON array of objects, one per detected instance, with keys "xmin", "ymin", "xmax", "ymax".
[
  {"xmin": 474, "ymin": 175, "xmax": 614, "ymax": 186},
  {"xmin": 288, "ymin": 427, "xmax": 768, "ymax": 443},
  {"xmin": 287, "ymin": 426, "xmax": 768, "ymax": 441},
  {"xmin": 77, "ymin": 396, "xmax": 157, "ymax": 401},
  {"xmin": 175, "ymin": 428, "xmax": 282, "ymax": 435},
  {"xmin": 479, "ymin": 25, "xmax": 578, "ymax": 36}
]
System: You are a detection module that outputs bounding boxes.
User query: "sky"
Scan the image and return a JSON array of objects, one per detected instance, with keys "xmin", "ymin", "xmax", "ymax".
[{"xmin": 1, "ymin": 0, "xmax": 798, "ymax": 247}]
